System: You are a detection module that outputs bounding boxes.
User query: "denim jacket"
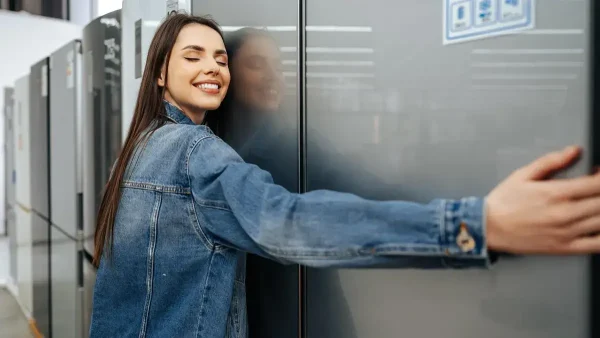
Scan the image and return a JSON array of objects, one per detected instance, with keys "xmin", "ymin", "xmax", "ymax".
[{"xmin": 89, "ymin": 101, "xmax": 491, "ymax": 338}]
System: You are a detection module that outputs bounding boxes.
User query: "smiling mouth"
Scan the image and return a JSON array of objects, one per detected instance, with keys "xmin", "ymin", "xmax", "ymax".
[{"xmin": 195, "ymin": 82, "xmax": 221, "ymax": 94}]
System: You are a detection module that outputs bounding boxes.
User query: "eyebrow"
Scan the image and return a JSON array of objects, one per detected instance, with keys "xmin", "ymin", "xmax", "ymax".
[{"xmin": 181, "ymin": 45, "xmax": 227, "ymax": 55}]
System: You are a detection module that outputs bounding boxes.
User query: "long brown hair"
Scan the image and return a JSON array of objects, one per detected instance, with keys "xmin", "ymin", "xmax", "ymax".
[{"xmin": 92, "ymin": 13, "xmax": 224, "ymax": 267}]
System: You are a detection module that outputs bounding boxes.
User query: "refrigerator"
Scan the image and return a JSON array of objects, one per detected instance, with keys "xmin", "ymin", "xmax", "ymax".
[
  {"xmin": 29, "ymin": 57, "xmax": 51, "ymax": 338},
  {"xmin": 81, "ymin": 9, "xmax": 122, "ymax": 337},
  {"xmin": 121, "ymin": 0, "xmax": 164, "ymax": 141},
  {"xmin": 49, "ymin": 39, "xmax": 84, "ymax": 338},
  {"xmin": 4, "ymin": 87, "xmax": 17, "ymax": 285},
  {"xmin": 13, "ymin": 73, "xmax": 33, "ymax": 320},
  {"xmin": 195, "ymin": 0, "xmax": 597, "ymax": 338}
]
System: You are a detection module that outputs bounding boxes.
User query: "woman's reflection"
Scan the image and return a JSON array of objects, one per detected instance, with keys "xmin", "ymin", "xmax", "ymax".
[{"xmin": 207, "ymin": 27, "xmax": 357, "ymax": 338}]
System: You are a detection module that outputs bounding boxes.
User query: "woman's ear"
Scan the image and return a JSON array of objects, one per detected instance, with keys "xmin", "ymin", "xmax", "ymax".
[{"xmin": 157, "ymin": 64, "xmax": 166, "ymax": 87}]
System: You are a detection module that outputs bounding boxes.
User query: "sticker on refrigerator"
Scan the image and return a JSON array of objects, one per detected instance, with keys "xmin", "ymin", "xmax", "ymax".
[
  {"xmin": 67, "ymin": 50, "xmax": 74, "ymax": 89},
  {"xmin": 443, "ymin": 0, "xmax": 535, "ymax": 45},
  {"xmin": 41, "ymin": 64, "xmax": 48, "ymax": 97}
]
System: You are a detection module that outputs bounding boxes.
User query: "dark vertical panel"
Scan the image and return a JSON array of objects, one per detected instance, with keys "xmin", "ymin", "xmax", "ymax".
[
  {"xmin": 297, "ymin": 1, "xmax": 307, "ymax": 337},
  {"xmin": 193, "ymin": 1, "xmax": 300, "ymax": 337},
  {"xmin": 30, "ymin": 57, "xmax": 51, "ymax": 338},
  {"xmin": 590, "ymin": 1, "xmax": 600, "ymax": 337}
]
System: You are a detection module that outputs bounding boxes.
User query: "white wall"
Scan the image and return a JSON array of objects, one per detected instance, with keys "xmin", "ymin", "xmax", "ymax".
[{"xmin": 0, "ymin": 10, "xmax": 81, "ymax": 234}]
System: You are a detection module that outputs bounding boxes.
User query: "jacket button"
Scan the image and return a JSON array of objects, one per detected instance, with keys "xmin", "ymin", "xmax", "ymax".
[{"xmin": 456, "ymin": 222, "xmax": 475, "ymax": 252}]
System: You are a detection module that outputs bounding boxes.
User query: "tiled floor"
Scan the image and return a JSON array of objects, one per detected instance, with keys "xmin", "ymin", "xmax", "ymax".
[{"xmin": 0, "ymin": 288, "xmax": 33, "ymax": 338}]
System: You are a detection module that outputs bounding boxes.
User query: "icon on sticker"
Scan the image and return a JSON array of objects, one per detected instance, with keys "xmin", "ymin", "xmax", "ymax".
[
  {"xmin": 479, "ymin": 0, "xmax": 492, "ymax": 20},
  {"xmin": 458, "ymin": 6, "xmax": 465, "ymax": 20}
]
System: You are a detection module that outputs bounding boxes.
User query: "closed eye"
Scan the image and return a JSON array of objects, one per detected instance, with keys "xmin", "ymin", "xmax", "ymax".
[{"xmin": 185, "ymin": 57, "xmax": 199, "ymax": 62}]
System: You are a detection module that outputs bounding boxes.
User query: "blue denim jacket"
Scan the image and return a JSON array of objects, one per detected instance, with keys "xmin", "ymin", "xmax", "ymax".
[{"xmin": 89, "ymin": 101, "xmax": 491, "ymax": 338}]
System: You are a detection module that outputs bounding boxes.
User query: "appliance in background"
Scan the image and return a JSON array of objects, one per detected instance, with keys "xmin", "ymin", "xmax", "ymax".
[
  {"xmin": 49, "ymin": 39, "xmax": 85, "ymax": 338},
  {"xmin": 121, "ymin": 0, "xmax": 164, "ymax": 141},
  {"xmin": 13, "ymin": 73, "xmax": 33, "ymax": 320},
  {"xmin": 29, "ymin": 57, "xmax": 51, "ymax": 337},
  {"xmin": 4, "ymin": 87, "xmax": 17, "ymax": 285},
  {"xmin": 81, "ymin": 9, "xmax": 122, "ymax": 337}
]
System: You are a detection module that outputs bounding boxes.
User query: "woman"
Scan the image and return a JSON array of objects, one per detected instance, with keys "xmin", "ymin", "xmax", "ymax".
[{"xmin": 90, "ymin": 14, "xmax": 600, "ymax": 338}]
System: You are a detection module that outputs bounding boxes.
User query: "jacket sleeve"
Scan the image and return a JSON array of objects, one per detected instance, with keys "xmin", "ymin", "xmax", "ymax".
[{"xmin": 188, "ymin": 134, "xmax": 493, "ymax": 269}]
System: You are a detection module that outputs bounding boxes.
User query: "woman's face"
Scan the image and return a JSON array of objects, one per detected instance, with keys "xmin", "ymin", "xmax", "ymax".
[
  {"xmin": 160, "ymin": 23, "xmax": 230, "ymax": 123},
  {"xmin": 230, "ymin": 35, "xmax": 284, "ymax": 113}
]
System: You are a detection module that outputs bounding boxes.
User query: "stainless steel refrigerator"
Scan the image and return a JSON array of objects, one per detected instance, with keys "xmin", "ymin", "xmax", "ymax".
[
  {"xmin": 192, "ymin": 0, "xmax": 597, "ymax": 337},
  {"xmin": 13, "ymin": 73, "xmax": 33, "ymax": 319},
  {"xmin": 81, "ymin": 9, "xmax": 122, "ymax": 337},
  {"xmin": 4, "ymin": 87, "xmax": 17, "ymax": 285},
  {"xmin": 49, "ymin": 39, "xmax": 84, "ymax": 338},
  {"xmin": 29, "ymin": 57, "xmax": 51, "ymax": 338}
]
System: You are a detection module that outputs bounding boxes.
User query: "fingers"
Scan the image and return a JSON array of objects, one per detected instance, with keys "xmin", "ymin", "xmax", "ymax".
[
  {"xmin": 553, "ymin": 173, "xmax": 600, "ymax": 199},
  {"xmin": 568, "ymin": 214, "xmax": 600, "ymax": 237},
  {"xmin": 516, "ymin": 146, "xmax": 581, "ymax": 181},
  {"xmin": 564, "ymin": 233, "xmax": 600, "ymax": 254},
  {"xmin": 563, "ymin": 197, "xmax": 600, "ymax": 223}
]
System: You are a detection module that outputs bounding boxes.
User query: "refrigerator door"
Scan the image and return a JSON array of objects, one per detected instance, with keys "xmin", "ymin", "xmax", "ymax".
[
  {"xmin": 82, "ymin": 10, "xmax": 122, "ymax": 255},
  {"xmin": 121, "ymin": 0, "xmax": 164, "ymax": 141},
  {"xmin": 81, "ymin": 10, "xmax": 122, "ymax": 337},
  {"xmin": 14, "ymin": 75, "xmax": 31, "ymax": 211},
  {"xmin": 50, "ymin": 225, "xmax": 81, "ymax": 338},
  {"xmin": 14, "ymin": 74, "xmax": 33, "ymax": 315},
  {"xmin": 31, "ymin": 212, "xmax": 50, "ymax": 337},
  {"xmin": 4, "ymin": 87, "xmax": 17, "ymax": 282},
  {"xmin": 29, "ymin": 58, "xmax": 50, "ymax": 219},
  {"xmin": 49, "ymin": 40, "xmax": 83, "ymax": 338},
  {"xmin": 192, "ymin": 1, "xmax": 301, "ymax": 337},
  {"xmin": 29, "ymin": 57, "xmax": 51, "ymax": 338},
  {"xmin": 3, "ymin": 87, "xmax": 14, "ymax": 235},
  {"xmin": 304, "ymin": 1, "xmax": 592, "ymax": 338},
  {"xmin": 50, "ymin": 40, "xmax": 81, "ymax": 238},
  {"xmin": 82, "ymin": 257, "xmax": 96, "ymax": 338}
]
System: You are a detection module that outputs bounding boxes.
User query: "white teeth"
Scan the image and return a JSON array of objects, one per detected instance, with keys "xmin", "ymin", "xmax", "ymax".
[{"xmin": 198, "ymin": 83, "xmax": 219, "ymax": 90}]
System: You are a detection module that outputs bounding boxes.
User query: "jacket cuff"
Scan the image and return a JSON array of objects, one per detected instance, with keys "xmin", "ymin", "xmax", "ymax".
[{"xmin": 440, "ymin": 197, "xmax": 493, "ymax": 268}]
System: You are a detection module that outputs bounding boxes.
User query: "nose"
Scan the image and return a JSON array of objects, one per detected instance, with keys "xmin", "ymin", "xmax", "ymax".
[{"xmin": 204, "ymin": 59, "xmax": 220, "ymax": 76}]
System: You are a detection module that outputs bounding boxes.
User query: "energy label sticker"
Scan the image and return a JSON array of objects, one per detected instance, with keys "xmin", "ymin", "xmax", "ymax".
[{"xmin": 443, "ymin": 0, "xmax": 535, "ymax": 45}]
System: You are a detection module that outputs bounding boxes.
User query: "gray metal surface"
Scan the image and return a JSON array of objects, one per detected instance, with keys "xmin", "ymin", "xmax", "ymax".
[
  {"xmin": 50, "ymin": 225, "xmax": 82, "ymax": 338},
  {"xmin": 29, "ymin": 58, "xmax": 49, "ymax": 218},
  {"xmin": 193, "ymin": 1, "xmax": 301, "ymax": 337},
  {"xmin": 4, "ymin": 87, "xmax": 15, "ymax": 208},
  {"xmin": 4, "ymin": 87, "xmax": 17, "ymax": 282},
  {"xmin": 31, "ymin": 212, "xmax": 50, "ymax": 337},
  {"xmin": 82, "ymin": 10, "xmax": 122, "ymax": 255},
  {"xmin": 50, "ymin": 40, "xmax": 81, "ymax": 239},
  {"xmin": 304, "ymin": 1, "xmax": 591, "ymax": 338},
  {"xmin": 29, "ymin": 58, "xmax": 51, "ymax": 338},
  {"xmin": 82, "ymin": 259, "xmax": 96, "ymax": 338}
]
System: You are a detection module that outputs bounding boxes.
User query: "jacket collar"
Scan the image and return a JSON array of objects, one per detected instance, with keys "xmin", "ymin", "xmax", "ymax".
[{"xmin": 163, "ymin": 100, "xmax": 196, "ymax": 125}]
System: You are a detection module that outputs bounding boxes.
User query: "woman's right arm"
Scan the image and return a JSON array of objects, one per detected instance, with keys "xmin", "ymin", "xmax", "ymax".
[{"xmin": 188, "ymin": 134, "xmax": 600, "ymax": 268}]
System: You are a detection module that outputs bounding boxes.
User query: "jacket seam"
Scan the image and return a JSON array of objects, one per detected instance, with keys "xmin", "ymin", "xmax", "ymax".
[
  {"xmin": 185, "ymin": 134, "xmax": 218, "ymax": 248},
  {"xmin": 187, "ymin": 196, "xmax": 215, "ymax": 250},
  {"xmin": 122, "ymin": 181, "xmax": 191, "ymax": 194},
  {"xmin": 195, "ymin": 250, "xmax": 216, "ymax": 337},
  {"xmin": 138, "ymin": 192, "xmax": 161, "ymax": 338}
]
